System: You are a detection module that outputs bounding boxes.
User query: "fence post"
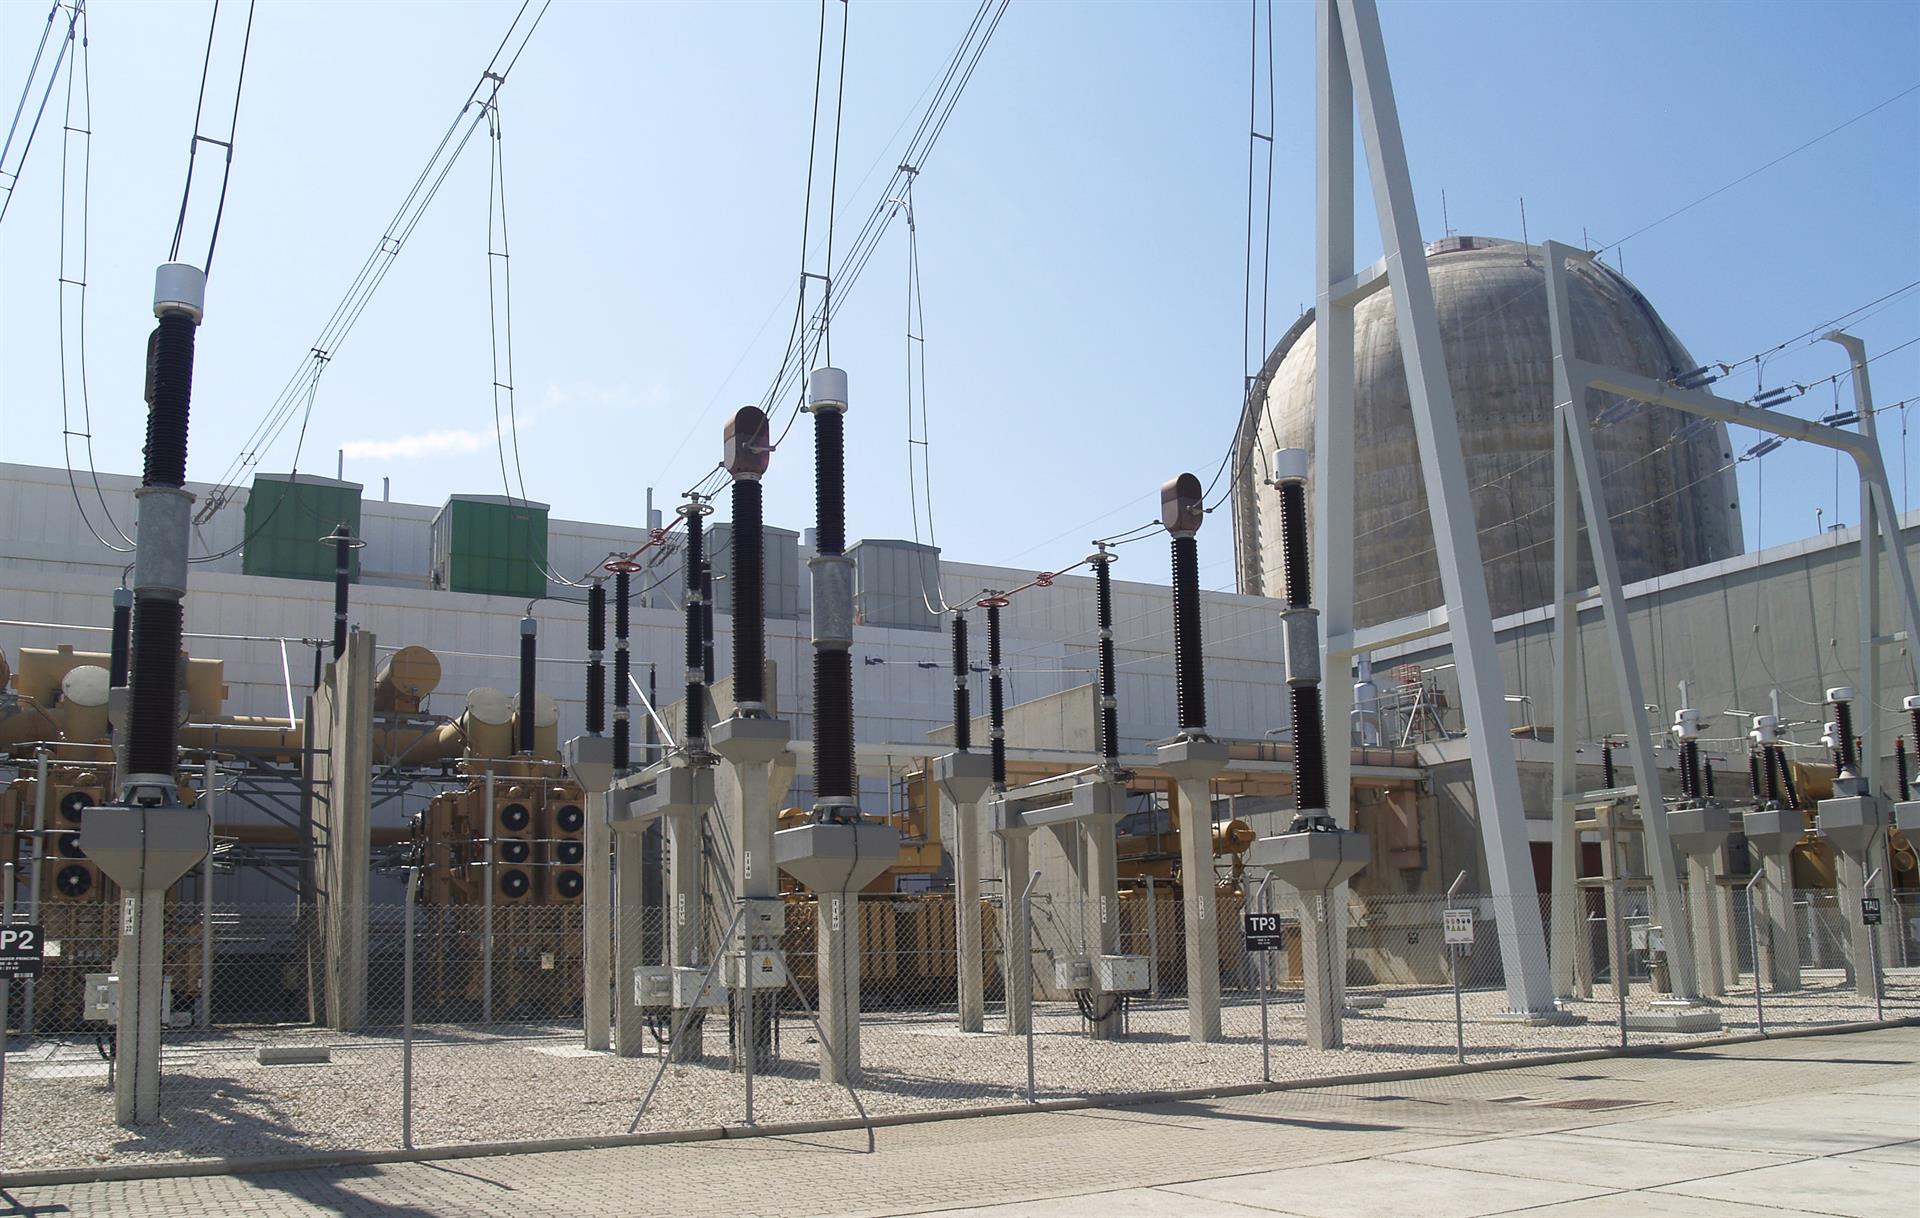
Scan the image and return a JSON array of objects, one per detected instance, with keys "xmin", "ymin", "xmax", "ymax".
[
  {"xmin": 1254, "ymin": 875, "xmax": 1272, "ymax": 1083},
  {"xmin": 403, "ymin": 864, "xmax": 418, "ymax": 1150},
  {"xmin": 23, "ymin": 750, "xmax": 47, "ymax": 1035},
  {"xmin": 1745, "ymin": 871, "xmax": 1766, "ymax": 1036},
  {"xmin": 1446, "ymin": 872, "xmax": 1466, "ymax": 1064},
  {"xmin": 740, "ymin": 898, "xmax": 754, "ymax": 1128},
  {"xmin": 200, "ymin": 759, "xmax": 216, "ymax": 1030},
  {"xmin": 482, "ymin": 768, "xmax": 495, "ymax": 1025},
  {"xmin": 2, "ymin": 860, "xmax": 13, "ymax": 1164},
  {"xmin": 1866, "ymin": 867, "xmax": 1884, "ymax": 1023},
  {"xmin": 1146, "ymin": 876, "xmax": 1160, "ymax": 1001},
  {"xmin": 1022, "ymin": 869, "xmax": 1040, "ymax": 1104}
]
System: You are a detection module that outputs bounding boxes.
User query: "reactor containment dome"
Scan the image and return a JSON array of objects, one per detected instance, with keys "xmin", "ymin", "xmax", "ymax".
[{"xmin": 1231, "ymin": 236, "xmax": 1743, "ymax": 628}]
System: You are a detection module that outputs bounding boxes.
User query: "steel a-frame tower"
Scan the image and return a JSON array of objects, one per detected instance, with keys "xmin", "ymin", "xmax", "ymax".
[{"xmin": 1312, "ymin": 0, "xmax": 1555, "ymax": 1013}]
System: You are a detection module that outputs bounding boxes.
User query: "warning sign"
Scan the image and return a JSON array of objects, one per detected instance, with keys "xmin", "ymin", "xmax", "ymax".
[
  {"xmin": 1443, "ymin": 910, "xmax": 1474, "ymax": 946},
  {"xmin": 0, "ymin": 925, "xmax": 46, "ymax": 978}
]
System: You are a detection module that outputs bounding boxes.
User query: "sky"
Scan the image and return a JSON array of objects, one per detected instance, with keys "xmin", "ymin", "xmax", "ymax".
[{"xmin": 2, "ymin": 0, "xmax": 1917, "ymax": 595}]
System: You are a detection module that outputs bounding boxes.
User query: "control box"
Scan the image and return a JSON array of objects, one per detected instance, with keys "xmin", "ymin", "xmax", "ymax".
[
  {"xmin": 671, "ymin": 965, "xmax": 724, "ymax": 1008},
  {"xmin": 744, "ymin": 899, "xmax": 787, "ymax": 936},
  {"xmin": 1053, "ymin": 956, "xmax": 1093, "ymax": 991},
  {"xmin": 83, "ymin": 973, "xmax": 179, "ymax": 1025},
  {"xmin": 632, "ymin": 965, "xmax": 673, "ymax": 1009},
  {"xmin": 1097, "ymin": 954, "xmax": 1150, "ymax": 993},
  {"xmin": 725, "ymin": 949, "xmax": 788, "ymax": 990}
]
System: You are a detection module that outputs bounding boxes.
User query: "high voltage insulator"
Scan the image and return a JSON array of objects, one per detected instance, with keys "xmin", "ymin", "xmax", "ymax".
[
  {"xmin": 1164, "ymin": 474, "xmax": 1208, "ymax": 735},
  {"xmin": 951, "ymin": 613, "xmax": 972, "ymax": 753},
  {"xmin": 808, "ymin": 369, "xmax": 856, "ymax": 818},
  {"xmin": 1269, "ymin": 450, "xmax": 1328, "ymax": 824},
  {"xmin": 124, "ymin": 265, "xmax": 205, "ymax": 795},
  {"xmin": 517, "ymin": 615, "xmax": 538, "ymax": 755},
  {"xmin": 610, "ymin": 563, "xmax": 634, "ymax": 771},
  {"xmin": 725, "ymin": 406, "xmax": 772, "ymax": 713},
  {"xmin": 1092, "ymin": 547, "xmax": 1119, "ymax": 764},
  {"xmin": 585, "ymin": 581, "xmax": 606, "ymax": 737},
  {"xmin": 1827, "ymin": 687, "xmax": 1858, "ymax": 775},
  {"xmin": 984, "ymin": 594, "xmax": 1007, "ymax": 790},
  {"xmin": 680, "ymin": 495, "xmax": 712, "ymax": 746}
]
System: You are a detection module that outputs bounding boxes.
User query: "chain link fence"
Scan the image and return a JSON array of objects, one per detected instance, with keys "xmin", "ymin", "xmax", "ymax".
[{"xmin": 2, "ymin": 884, "xmax": 1912, "ymax": 1173}]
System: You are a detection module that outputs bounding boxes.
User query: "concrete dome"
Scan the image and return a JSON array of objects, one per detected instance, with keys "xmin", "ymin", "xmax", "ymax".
[{"xmin": 1231, "ymin": 236, "xmax": 1742, "ymax": 628}]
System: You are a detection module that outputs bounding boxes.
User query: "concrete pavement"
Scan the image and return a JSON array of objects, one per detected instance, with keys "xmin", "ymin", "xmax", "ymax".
[{"xmin": 3, "ymin": 1026, "xmax": 1914, "ymax": 1217}]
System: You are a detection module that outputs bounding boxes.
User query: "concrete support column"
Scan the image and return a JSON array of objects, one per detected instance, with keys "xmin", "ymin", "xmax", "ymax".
[
  {"xmin": 712, "ymin": 715, "xmax": 791, "ymax": 1070},
  {"xmin": 936, "ymin": 753, "xmax": 994, "ymax": 1034},
  {"xmin": 774, "ymin": 818, "xmax": 895, "ymax": 1084},
  {"xmin": 583, "ymin": 787, "xmax": 612, "ymax": 1051},
  {"xmin": 998, "ymin": 827, "xmax": 1034, "ymax": 1036},
  {"xmin": 817, "ymin": 889, "xmax": 860, "ymax": 1084},
  {"xmin": 612, "ymin": 826, "xmax": 650, "ymax": 1057},
  {"xmin": 1684, "ymin": 850, "xmax": 1724, "ymax": 999},
  {"xmin": 666, "ymin": 807, "xmax": 706, "ymax": 1061},
  {"xmin": 115, "ymin": 889, "xmax": 167, "ymax": 1125},
  {"xmin": 318, "ymin": 630, "xmax": 374, "ymax": 1031},
  {"xmin": 1551, "ymin": 800, "xmax": 1590, "ymax": 999},
  {"xmin": 1833, "ymin": 849, "xmax": 1875, "ymax": 998},
  {"xmin": 1299, "ymin": 889, "xmax": 1342, "ymax": 1050},
  {"xmin": 565, "ymin": 736, "xmax": 614, "ymax": 1053},
  {"xmin": 1743, "ymin": 808, "xmax": 1802, "ymax": 992},
  {"xmin": 1159, "ymin": 739, "xmax": 1228, "ymax": 1042},
  {"xmin": 1068, "ymin": 807, "xmax": 1126, "ymax": 1041}
]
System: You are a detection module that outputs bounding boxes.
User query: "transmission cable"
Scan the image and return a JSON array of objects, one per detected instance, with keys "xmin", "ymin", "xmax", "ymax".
[
  {"xmin": 193, "ymin": 0, "xmax": 552, "ymax": 527},
  {"xmin": 0, "ymin": 0, "xmax": 82, "ymax": 228},
  {"xmin": 50, "ymin": 0, "xmax": 132, "ymax": 552}
]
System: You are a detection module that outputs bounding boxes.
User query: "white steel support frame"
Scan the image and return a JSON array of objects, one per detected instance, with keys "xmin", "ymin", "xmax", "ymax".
[
  {"xmin": 1543, "ymin": 244, "xmax": 1920, "ymax": 990},
  {"xmin": 1315, "ymin": 0, "xmax": 1556, "ymax": 1012},
  {"xmin": 1544, "ymin": 241, "xmax": 1698, "ymax": 998}
]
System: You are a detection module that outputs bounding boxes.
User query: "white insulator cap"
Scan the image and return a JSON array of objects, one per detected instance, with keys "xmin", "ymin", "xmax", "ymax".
[
  {"xmin": 153, "ymin": 262, "xmax": 207, "ymax": 321},
  {"xmin": 1752, "ymin": 714, "xmax": 1779, "ymax": 742},
  {"xmin": 809, "ymin": 366, "xmax": 849, "ymax": 413},
  {"xmin": 1673, "ymin": 707, "xmax": 1700, "ymax": 725},
  {"xmin": 1673, "ymin": 718, "xmax": 1698, "ymax": 741},
  {"xmin": 1827, "ymin": 685, "xmax": 1854, "ymax": 703},
  {"xmin": 1270, "ymin": 447, "xmax": 1309, "ymax": 485},
  {"xmin": 1905, "ymin": 695, "xmax": 1920, "ymax": 711}
]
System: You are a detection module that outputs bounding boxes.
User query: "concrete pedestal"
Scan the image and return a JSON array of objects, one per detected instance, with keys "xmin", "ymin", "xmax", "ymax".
[
  {"xmin": 1817, "ymin": 794, "xmax": 1886, "ymax": 999},
  {"xmin": 610, "ymin": 759, "xmax": 714, "ymax": 1059},
  {"xmin": 1742, "ymin": 807, "xmax": 1803, "ymax": 992},
  {"xmin": 712, "ymin": 715, "xmax": 792, "ymax": 1069},
  {"xmin": 564, "ymin": 735, "xmax": 615, "ymax": 1052},
  {"xmin": 996, "ymin": 822, "xmax": 1035, "ymax": 1036},
  {"xmin": 775, "ymin": 819, "xmax": 899, "ymax": 1082},
  {"xmin": 1157, "ymin": 737, "xmax": 1229, "ymax": 1043},
  {"xmin": 1669, "ymin": 806, "xmax": 1731, "ymax": 1001},
  {"xmin": 313, "ymin": 631, "xmax": 374, "ymax": 1031},
  {"xmin": 81, "ymin": 804, "xmax": 211, "ymax": 1125},
  {"xmin": 935, "ymin": 752, "xmax": 995, "ymax": 1033},
  {"xmin": 1246, "ymin": 828, "xmax": 1369, "ymax": 1050}
]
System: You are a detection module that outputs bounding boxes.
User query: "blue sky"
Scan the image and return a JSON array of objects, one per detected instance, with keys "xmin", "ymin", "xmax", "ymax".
[{"xmin": 2, "ymin": 0, "xmax": 1916, "ymax": 593}]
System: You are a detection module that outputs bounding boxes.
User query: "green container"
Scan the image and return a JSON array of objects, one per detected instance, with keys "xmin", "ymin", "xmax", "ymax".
[
  {"xmin": 431, "ymin": 495, "xmax": 548, "ymax": 598},
  {"xmin": 241, "ymin": 474, "xmax": 362, "ymax": 582}
]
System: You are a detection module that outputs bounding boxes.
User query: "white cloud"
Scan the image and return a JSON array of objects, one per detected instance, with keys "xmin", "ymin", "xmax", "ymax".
[{"xmin": 338, "ymin": 381, "xmax": 650, "ymax": 464}]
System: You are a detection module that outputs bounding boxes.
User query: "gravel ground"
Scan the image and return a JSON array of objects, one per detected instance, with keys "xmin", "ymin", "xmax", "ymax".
[{"xmin": 2, "ymin": 972, "xmax": 1912, "ymax": 1174}]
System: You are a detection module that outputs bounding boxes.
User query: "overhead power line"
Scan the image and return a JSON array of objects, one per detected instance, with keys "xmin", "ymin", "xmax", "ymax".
[{"xmin": 193, "ymin": 0, "xmax": 553, "ymax": 527}]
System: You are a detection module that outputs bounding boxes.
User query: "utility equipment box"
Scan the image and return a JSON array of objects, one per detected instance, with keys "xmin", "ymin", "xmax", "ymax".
[
  {"xmin": 242, "ymin": 474, "xmax": 364, "ymax": 582},
  {"xmin": 671, "ymin": 966, "xmax": 724, "ymax": 1009},
  {"xmin": 633, "ymin": 965, "xmax": 672, "ymax": 1009},
  {"xmin": 1096, "ymin": 954, "xmax": 1150, "ymax": 993},
  {"xmin": 1053, "ymin": 956, "xmax": 1093, "ymax": 991},
  {"xmin": 725, "ymin": 950, "xmax": 788, "ymax": 990},
  {"xmin": 83, "ymin": 973, "xmax": 177, "ymax": 1024},
  {"xmin": 744, "ymin": 899, "xmax": 787, "ymax": 936},
  {"xmin": 430, "ymin": 494, "xmax": 549, "ymax": 598}
]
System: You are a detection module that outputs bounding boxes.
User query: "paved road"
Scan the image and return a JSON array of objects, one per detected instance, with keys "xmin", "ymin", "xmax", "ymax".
[{"xmin": 3, "ymin": 1027, "xmax": 1913, "ymax": 1217}]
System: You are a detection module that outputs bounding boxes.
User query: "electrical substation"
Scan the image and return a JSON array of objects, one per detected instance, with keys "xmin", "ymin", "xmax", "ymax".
[{"xmin": 0, "ymin": 0, "xmax": 1916, "ymax": 1179}]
